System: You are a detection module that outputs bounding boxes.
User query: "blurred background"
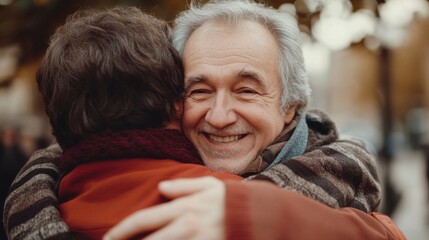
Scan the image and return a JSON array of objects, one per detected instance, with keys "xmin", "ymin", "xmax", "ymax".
[{"xmin": 0, "ymin": 0, "xmax": 428, "ymax": 239}]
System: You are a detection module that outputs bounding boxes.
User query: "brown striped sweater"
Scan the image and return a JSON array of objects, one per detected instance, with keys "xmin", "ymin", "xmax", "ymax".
[{"xmin": 3, "ymin": 110, "xmax": 381, "ymax": 240}]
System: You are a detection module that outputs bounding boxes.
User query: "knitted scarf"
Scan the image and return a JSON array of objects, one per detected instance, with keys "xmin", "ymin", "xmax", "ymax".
[
  {"xmin": 3, "ymin": 110, "xmax": 381, "ymax": 240},
  {"xmin": 59, "ymin": 128, "xmax": 202, "ymax": 172},
  {"xmin": 241, "ymin": 114, "xmax": 307, "ymax": 176},
  {"xmin": 248, "ymin": 110, "xmax": 380, "ymax": 212}
]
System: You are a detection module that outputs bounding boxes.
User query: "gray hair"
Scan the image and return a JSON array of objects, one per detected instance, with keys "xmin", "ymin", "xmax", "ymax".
[{"xmin": 172, "ymin": 0, "xmax": 311, "ymax": 113}]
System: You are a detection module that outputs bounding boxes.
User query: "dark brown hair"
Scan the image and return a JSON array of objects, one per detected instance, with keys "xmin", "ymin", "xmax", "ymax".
[{"xmin": 37, "ymin": 7, "xmax": 184, "ymax": 148}]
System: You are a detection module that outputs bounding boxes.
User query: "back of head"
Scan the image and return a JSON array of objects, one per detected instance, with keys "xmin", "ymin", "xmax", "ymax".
[
  {"xmin": 37, "ymin": 7, "xmax": 184, "ymax": 148},
  {"xmin": 173, "ymin": 0, "xmax": 311, "ymax": 114}
]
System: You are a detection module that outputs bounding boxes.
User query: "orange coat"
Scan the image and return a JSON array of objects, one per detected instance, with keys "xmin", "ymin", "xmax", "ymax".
[
  {"xmin": 59, "ymin": 158, "xmax": 242, "ymax": 239},
  {"xmin": 225, "ymin": 180, "xmax": 406, "ymax": 240}
]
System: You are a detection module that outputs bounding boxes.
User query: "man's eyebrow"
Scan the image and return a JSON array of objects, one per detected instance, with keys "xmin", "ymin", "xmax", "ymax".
[
  {"xmin": 237, "ymin": 69, "xmax": 266, "ymax": 88},
  {"xmin": 184, "ymin": 75, "xmax": 205, "ymax": 88}
]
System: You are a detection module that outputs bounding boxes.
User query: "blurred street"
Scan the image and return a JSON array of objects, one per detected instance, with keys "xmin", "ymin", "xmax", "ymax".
[{"xmin": 390, "ymin": 149, "xmax": 428, "ymax": 240}]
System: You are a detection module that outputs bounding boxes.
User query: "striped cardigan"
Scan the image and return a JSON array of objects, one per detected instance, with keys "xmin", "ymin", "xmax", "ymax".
[
  {"xmin": 3, "ymin": 110, "xmax": 381, "ymax": 240},
  {"xmin": 249, "ymin": 110, "xmax": 381, "ymax": 211}
]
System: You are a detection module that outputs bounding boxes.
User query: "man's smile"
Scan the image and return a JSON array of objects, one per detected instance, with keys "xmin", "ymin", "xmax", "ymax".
[{"xmin": 204, "ymin": 133, "xmax": 247, "ymax": 143}]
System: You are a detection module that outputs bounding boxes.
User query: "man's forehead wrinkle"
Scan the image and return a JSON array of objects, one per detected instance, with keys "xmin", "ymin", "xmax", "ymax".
[
  {"xmin": 185, "ymin": 48, "xmax": 260, "ymax": 61},
  {"xmin": 186, "ymin": 57, "xmax": 260, "ymax": 69}
]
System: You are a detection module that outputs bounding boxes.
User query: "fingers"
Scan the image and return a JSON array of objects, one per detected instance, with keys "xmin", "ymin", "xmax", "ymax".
[
  {"xmin": 104, "ymin": 201, "xmax": 181, "ymax": 240},
  {"xmin": 144, "ymin": 215, "xmax": 197, "ymax": 240},
  {"xmin": 159, "ymin": 176, "xmax": 222, "ymax": 199},
  {"xmin": 104, "ymin": 177, "xmax": 225, "ymax": 240}
]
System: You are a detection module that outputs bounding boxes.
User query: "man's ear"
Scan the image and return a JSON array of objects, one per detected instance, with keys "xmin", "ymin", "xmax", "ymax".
[{"xmin": 283, "ymin": 103, "xmax": 297, "ymax": 124}]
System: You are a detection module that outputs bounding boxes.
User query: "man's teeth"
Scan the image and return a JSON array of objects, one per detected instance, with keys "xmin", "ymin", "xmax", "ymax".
[{"xmin": 209, "ymin": 135, "xmax": 240, "ymax": 143}]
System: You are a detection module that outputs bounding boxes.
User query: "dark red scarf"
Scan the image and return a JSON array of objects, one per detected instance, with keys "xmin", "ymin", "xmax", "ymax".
[{"xmin": 60, "ymin": 128, "xmax": 203, "ymax": 171}]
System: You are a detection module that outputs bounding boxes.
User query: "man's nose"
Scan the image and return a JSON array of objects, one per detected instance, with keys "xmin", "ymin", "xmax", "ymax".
[{"xmin": 205, "ymin": 92, "xmax": 237, "ymax": 129}]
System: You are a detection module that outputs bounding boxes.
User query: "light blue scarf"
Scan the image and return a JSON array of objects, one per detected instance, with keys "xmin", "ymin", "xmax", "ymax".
[{"xmin": 267, "ymin": 114, "xmax": 308, "ymax": 169}]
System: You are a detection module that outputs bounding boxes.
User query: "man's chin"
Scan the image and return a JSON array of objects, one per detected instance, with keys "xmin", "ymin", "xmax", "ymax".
[{"xmin": 202, "ymin": 158, "xmax": 251, "ymax": 175}]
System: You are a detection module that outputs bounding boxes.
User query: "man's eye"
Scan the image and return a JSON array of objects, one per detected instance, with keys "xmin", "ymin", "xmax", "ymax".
[
  {"xmin": 186, "ymin": 89, "xmax": 212, "ymax": 99},
  {"xmin": 238, "ymin": 88, "xmax": 257, "ymax": 94},
  {"xmin": 189, "ymin": 89, "xmax": 210, "ymax": 95}
]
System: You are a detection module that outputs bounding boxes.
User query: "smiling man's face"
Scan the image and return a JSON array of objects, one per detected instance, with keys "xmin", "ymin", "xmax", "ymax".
[{"xmin": 182, "ymin": 20, "xmax": 296, "ymax": 174}]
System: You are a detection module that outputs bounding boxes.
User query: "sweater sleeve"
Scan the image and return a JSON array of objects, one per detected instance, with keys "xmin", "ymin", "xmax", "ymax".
[
  {"xmin": 3, "ymin": 144, "xmax": 73, "ymax": 240},
  {"xmin": 248, "ymin": 136, "xmax": 381, "ymax": 212},
  {"xmin": 224, "ymin": 180, "xmax": 405, "ymax": 240}
]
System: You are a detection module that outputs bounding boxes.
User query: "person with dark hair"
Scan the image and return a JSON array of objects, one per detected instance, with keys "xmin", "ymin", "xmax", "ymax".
[
  {"xmin": 37, "ymin": 8, "xmax": 183, "ymax": 149},
  {"xmin": 3, "ymin": 7, "xmax": 241, "ymax": 239}
]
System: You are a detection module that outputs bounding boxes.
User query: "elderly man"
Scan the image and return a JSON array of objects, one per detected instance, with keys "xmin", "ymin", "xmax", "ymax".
[
  {"xmin": 170, "ymin": 0, "xmax": 380, "ymax": 212},
  {"xmin": 4, "ymin": 1, "xmax": 402, "ymax": 240},
  {"xmin": 175, "ymin": 0, "xmax": 379, "ymax": 209}
]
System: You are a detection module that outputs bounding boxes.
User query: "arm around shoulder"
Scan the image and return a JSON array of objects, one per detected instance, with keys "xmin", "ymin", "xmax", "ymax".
[
  {"xmin": 224, "ymin": 180, "xmax": 405, "ymax": 240},
  {"xmin": 3, "ymin": 143, "xmax": 72, "ymax": 240}
]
